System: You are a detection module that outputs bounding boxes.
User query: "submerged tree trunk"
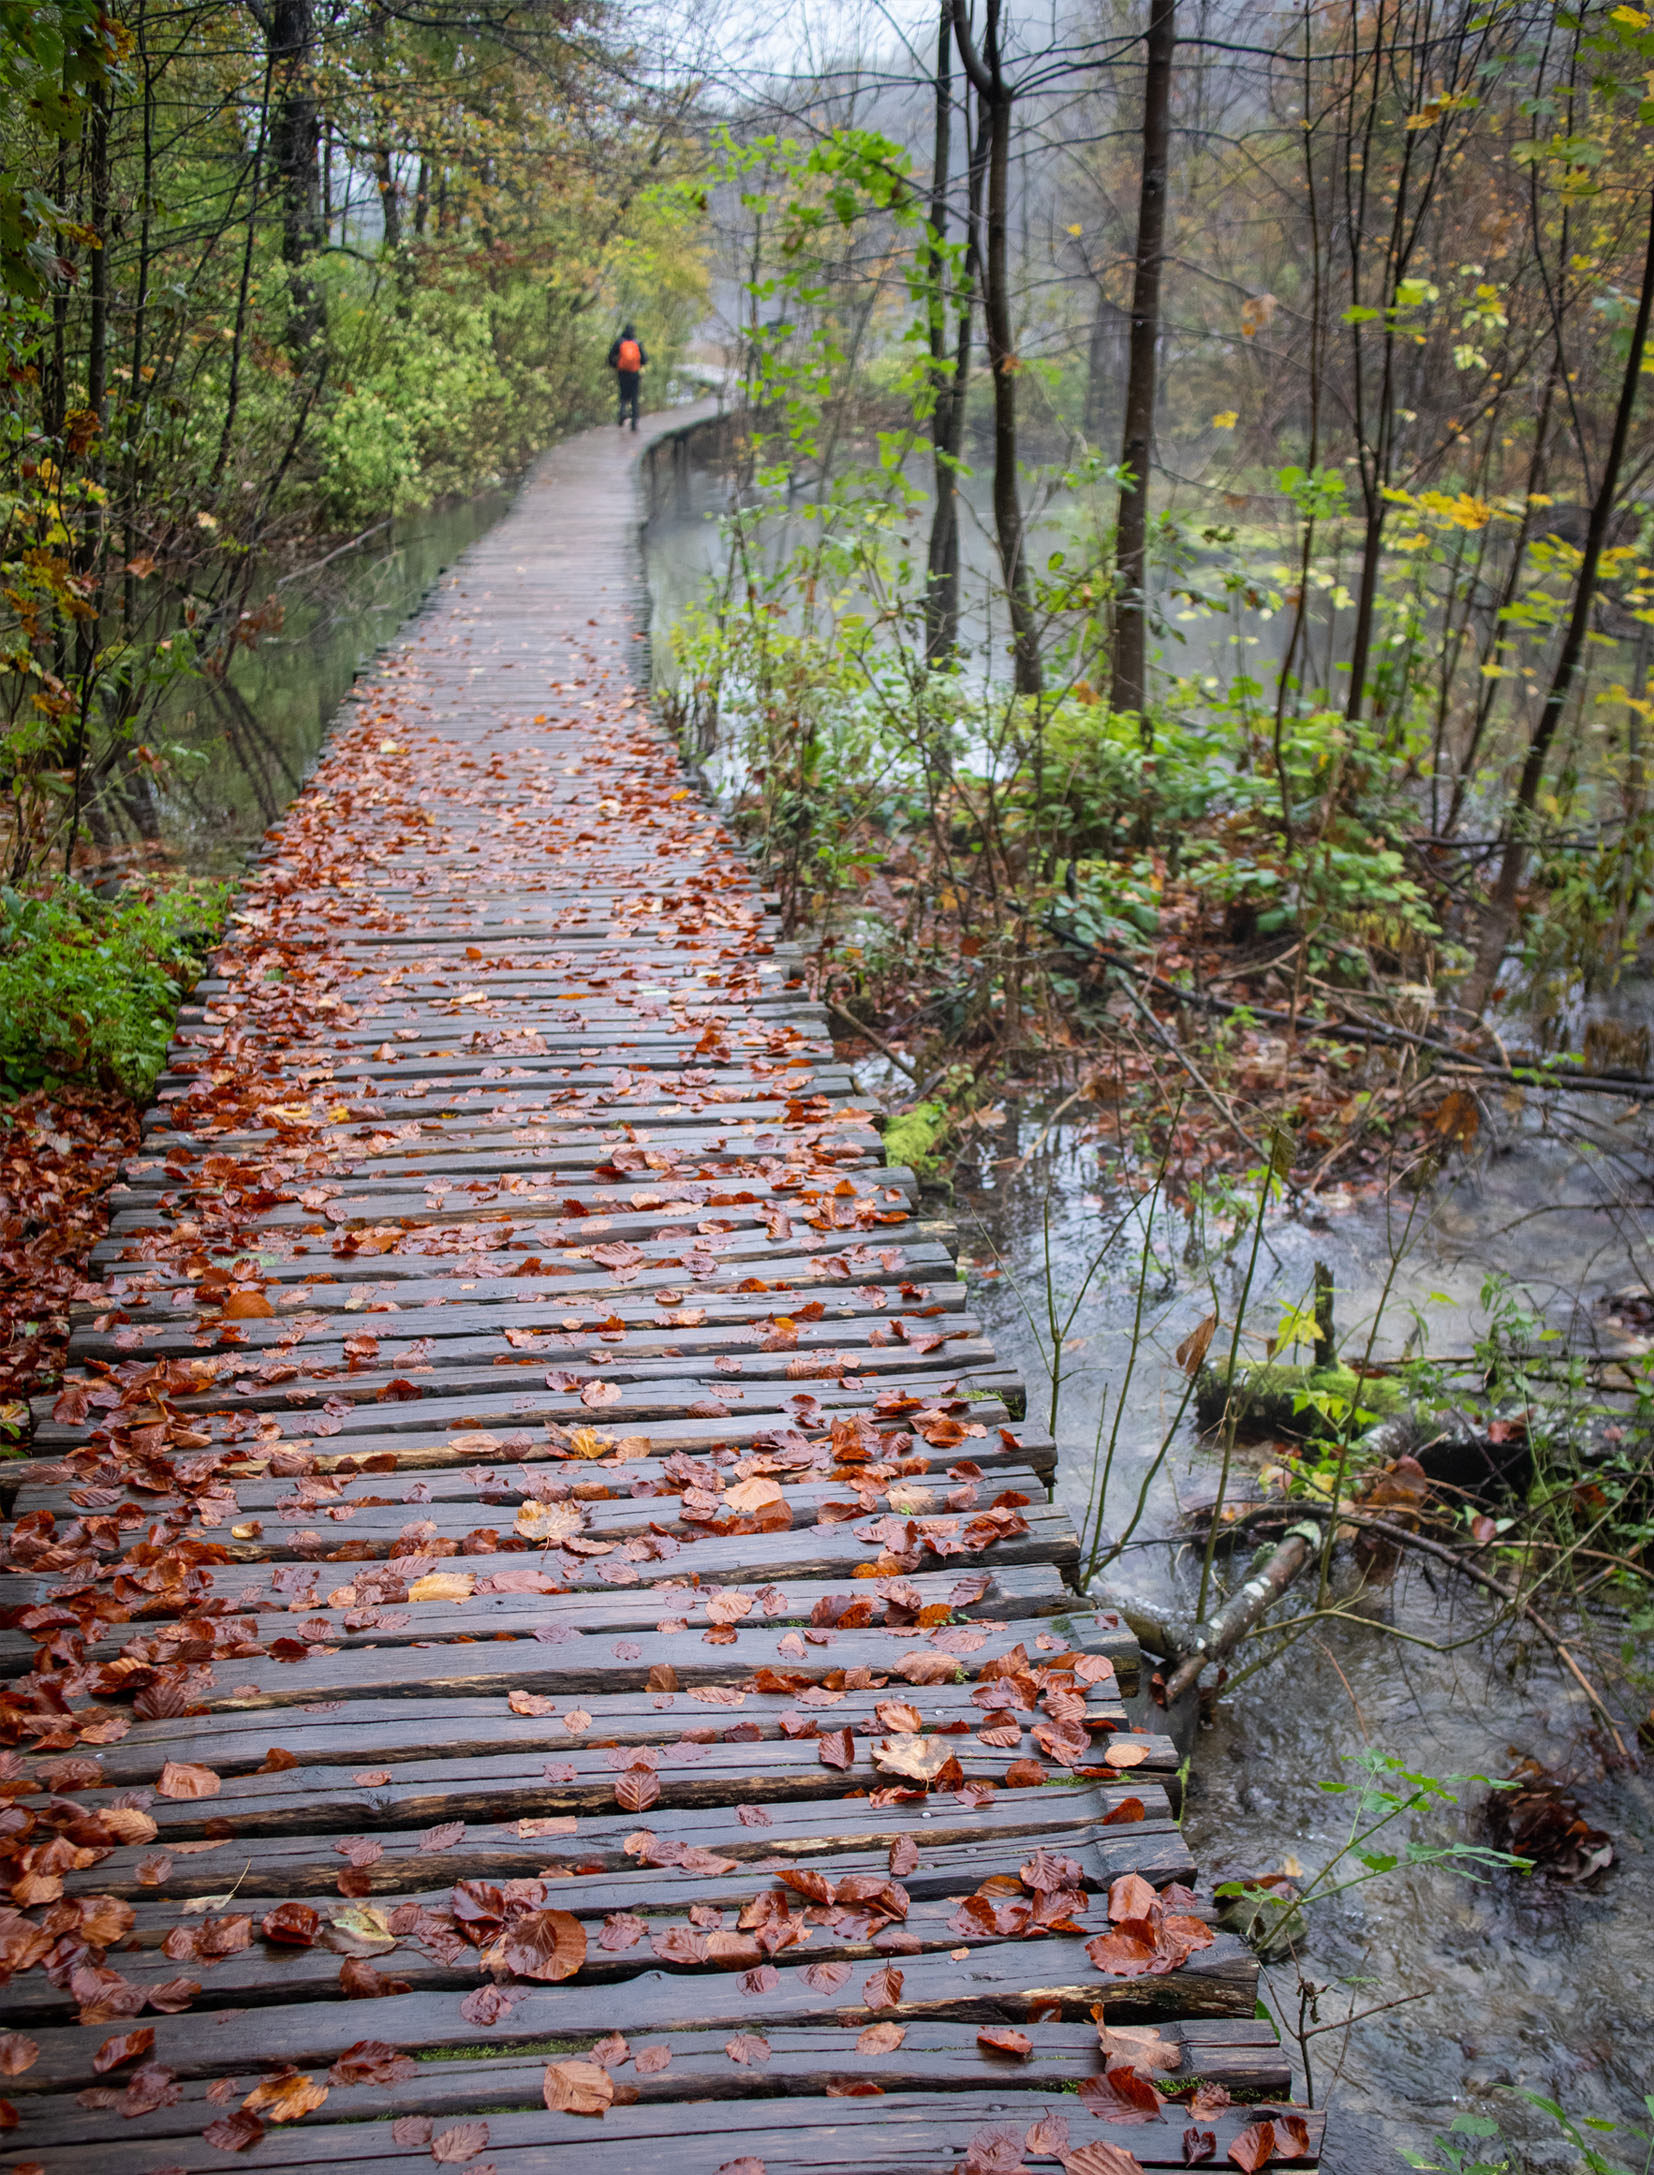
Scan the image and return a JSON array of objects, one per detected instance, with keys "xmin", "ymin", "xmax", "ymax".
[
  {"xmin": 952, "ymin": 0, "xmax": 1042, "ymax": 696},
  {"xmin": 1111, "ymin": 0, "xmax": 1175, "ymax": 730},
  {"xmin": 1465, "ymin": 184, "xmax": 1654, "ymax": 1016}
]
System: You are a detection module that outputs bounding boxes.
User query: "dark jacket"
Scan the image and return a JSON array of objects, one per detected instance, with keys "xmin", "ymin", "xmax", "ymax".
[{"xmin": 607, "ymin": 335, "xmax": 648, "ymax": 374}]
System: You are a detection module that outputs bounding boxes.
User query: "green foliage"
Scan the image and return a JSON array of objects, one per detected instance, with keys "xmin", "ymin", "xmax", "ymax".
[
  {"xmin": 1401, "ymin": 2113, "xmax": 1509, "ymax": 2175},
  {"xmin": 0, "ymin": 877, "xmax": 227, "ymax": 1098}
]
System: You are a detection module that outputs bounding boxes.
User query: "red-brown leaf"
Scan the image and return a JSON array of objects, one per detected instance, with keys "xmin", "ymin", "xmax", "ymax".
[{"xmin": 543, "ymin": 2061, "xmax": 614, "ymax": 2116}]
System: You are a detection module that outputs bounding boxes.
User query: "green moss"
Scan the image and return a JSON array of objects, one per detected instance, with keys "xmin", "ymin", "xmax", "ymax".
[
  {"xmin": 882, "ymin": 1099, "xmax": 950, "ymax": 1179},
  {"xmin": 1195, "ymin": 1358, "xmax": 1406, "ymax": 1440},
  {"xmin": 419, "ymin": 2036, "xmax": 587, "ymax": 2062}
]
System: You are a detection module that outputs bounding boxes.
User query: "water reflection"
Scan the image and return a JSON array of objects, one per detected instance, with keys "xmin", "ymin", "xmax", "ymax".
[{"xmin": 99, "ymin": 483, "xmax": 514, "ymax": 877}]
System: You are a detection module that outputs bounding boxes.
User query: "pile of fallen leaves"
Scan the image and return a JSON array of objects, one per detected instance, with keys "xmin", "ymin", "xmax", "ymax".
[
  {"xmin": 1485, "ymin": 1757, "xmax": 1614, "ymax": 1884},
  {"xmin": 0, "ymin": 1089, "xmax": 138, "ymax": 1442}
]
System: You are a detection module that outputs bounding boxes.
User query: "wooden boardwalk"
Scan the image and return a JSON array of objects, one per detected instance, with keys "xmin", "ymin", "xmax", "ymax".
[{"xmin": 0, "ymin": 416, "xmax": 1316, "ymax": 2172}]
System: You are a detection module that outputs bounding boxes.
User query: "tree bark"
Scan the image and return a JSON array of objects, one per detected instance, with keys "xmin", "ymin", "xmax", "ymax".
[
  {"xmin": 266, "ymin": 0, "xmax": 325, "ymax": 349},
  {"xmin": 1110, "ymin": 0, "xmax": 1175, "ymax": 730},
  {"xmin": 924, "ymin": 0, "xmax": 963, "ymax": 663},
  {"xmin": 1465, "ymin": 183, "xmax": 1654, "ymax": 1016},
  {"xmin": 952, "ymin": 0, "xmax": 1042, "ymax": 695}
]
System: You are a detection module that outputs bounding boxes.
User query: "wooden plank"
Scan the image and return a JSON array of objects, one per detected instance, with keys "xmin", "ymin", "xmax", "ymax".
[
  {"xmin": 0, "ymin": 2089, "xmax": 1320, "ymax": 2175},
  {"xmin": 50, "ymin": 1779, "xmax": 1176, "ymax": 1901},
  {"xmin": 5, "ymin": 2021, "xmax": 1293, "ymax": 2146}
]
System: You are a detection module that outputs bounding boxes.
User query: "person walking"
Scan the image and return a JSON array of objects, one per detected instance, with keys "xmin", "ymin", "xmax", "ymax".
[{"xmin": 608, "ymin": 324, "xmax": 647, "ymax": 432}]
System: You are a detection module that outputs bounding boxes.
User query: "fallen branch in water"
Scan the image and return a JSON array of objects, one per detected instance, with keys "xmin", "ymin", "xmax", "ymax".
[
  {"xmin": 824, "ymin": 998, "xmax": 919, "ymax": 1081},
  {"xmin": 1162, "ymin": 1526, "xmax": 1320, "ymax": 1703},
  {"xmin": 1203, "ymin": 1501, "xmax": 1634, "ymax": 1757}
]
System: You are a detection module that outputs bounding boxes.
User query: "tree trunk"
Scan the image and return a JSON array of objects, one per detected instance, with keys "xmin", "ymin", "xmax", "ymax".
[
  {"xmin": 1465, "ymin": 184, "xmax": 1654, "ymax": 1016},
  {"xmin": 268, "ymin": 0, "xmax": 324, "ymax": 350},
  {"xmin": 952, "ymin": 0, "xmax": 1041, "ymax": 695},
  {"xmin": 924, "ymin": 0, "xmax": 962, "ymax": 663},
  {"xmin": 1110, "ymin": 0, "xmax": 1175, "ymax": 730}
]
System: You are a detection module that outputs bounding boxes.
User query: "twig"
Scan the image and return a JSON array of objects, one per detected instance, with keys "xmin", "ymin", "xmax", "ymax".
[
  {"xmin": 1006, "ymin": 1084, "xmax": 1084, "ymax": 1177},
  {"xmin": 825, "ymin": 999, "xmax": 919, "ymax": 1081},
  {"xmin": 1047, "ymin": 922, "xmax": 1654, "ymax": 1103},
  {"xmin": 1113, "ymin": 976, "xmax": 1275, "ymax": 1173},
  {"xmin": 1294, "ymin": 1504, "xmax": 1631, "ymax": 1756}
]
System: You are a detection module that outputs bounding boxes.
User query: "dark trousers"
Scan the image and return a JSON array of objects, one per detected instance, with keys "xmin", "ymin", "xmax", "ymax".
[{"xmin": 617, "ymin": 372, "xmax": 640, "ymax": 428}]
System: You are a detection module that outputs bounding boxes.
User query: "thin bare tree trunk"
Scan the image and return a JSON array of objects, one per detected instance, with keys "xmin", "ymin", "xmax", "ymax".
[
  {"xmin": 1465, "ymin": 184, "xmax": 1654, "ymax": 1015},
  {"xmin": 952, "ymin": 0, "xmax": 1042, "ymax": 695},
  {"xmin": 1110, "ymin": 0, "xmax": 1175, "ymax": 730},
  {"xmin": 925, "ymin": 0, "xmax": 962, "ymax": 662}
]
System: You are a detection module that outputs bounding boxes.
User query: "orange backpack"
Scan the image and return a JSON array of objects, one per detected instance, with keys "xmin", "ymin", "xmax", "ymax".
[{"xmin": 617, "ymin": 338, "xmax": 641, "ymax": 372}]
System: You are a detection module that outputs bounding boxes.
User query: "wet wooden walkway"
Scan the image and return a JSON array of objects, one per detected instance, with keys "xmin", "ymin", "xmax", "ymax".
[{"xmin": 1, "ymin": 414, "xmax": 1317, "ymax": 2172}]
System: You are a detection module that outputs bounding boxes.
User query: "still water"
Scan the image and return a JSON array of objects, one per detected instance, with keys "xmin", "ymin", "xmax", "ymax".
[{"xmin": 104, "ymin": 482, "xmax": 514, "ymax": 875}]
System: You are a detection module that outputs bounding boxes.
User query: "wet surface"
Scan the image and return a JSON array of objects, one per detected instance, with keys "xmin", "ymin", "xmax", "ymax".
[
  {"xmin": 98, "ymin": 484, "xmax": 515, "ymax": 876},
  {"xmin": 951, "ymin": 1100, "xmax": 1654, "ymax": 2175}
]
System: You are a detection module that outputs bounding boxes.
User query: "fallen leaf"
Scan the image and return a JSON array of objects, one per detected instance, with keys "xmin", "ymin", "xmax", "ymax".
[
  {"xmin": 202, "ymin": 2110, "xmax": 265, "ymax": 2152},
  {"xmin": 862, "ymin": 1964, "xmax": 904, "ymax": 2009},
  {"xmin": 329, "ymin": 2041, "xmax": 417, "ymax": 2086},
  {"xmin": 261, "ymin": 1903, "xmax": 321, "ymax": 1947},
  {"xmin": 242, "ymin": 2073, "xmax": 329, "ymax": 2124},
  {"xmin": 856, "ymin": 2022, "xmax": 906, "ymax": 2055},
  {"xmin": 635, "ymin": 2044, "xmax": 671, "ymax": 2074},
  {"xmin": 977, "ymin": 2027, "xmax": 1032, "ymax": 2058},
  {"xmin": 543, "ymin": 2061, "xmax": 614, "ymax": 2116},
  {"xmin": 1062, "ymin": 2146, "xmax": 1148, "ymax": 2175},
  {"xmin": 409, "ymin": 1571, "xmax": 474, "ymax": 1602},
  {"xmin": 1175, "ymin": 1313, "xmax": 1218, "ymax": 1377},
  {"xmin": 725, "ymin": 2033, "xmax": 771, "ymax": 2065},
  {"xmin": 616, "ymin": 1767, "xmax": 660, "ymax": 1813},
  {"xmin": 431, "ymin": 2118, "xmax": 491, "ymax": 2161},
  {"xmin": 156, "ymin": 1760, "xmax": 220, "ymax": 1800},
  {"xmin": 93, "ymin": 2028, "xmax": 155, "ymax": 2072},
  {"xmin": 1079, "ymin": 2065, "xmax": 1166, "ymax": 2123}
]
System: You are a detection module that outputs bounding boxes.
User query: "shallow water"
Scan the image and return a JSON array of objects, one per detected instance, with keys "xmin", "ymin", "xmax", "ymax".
[
  {"xmin": 950, "ymin": 1100, "xmax": 1654, "ymax": 2175},
  {"xmin": 99, "ymin": 482, "xmax": 515, "ymax": 876}
]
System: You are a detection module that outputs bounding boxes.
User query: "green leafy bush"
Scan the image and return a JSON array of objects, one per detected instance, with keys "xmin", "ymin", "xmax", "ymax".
[{"xmin": 0, "ymin": 879, "xmax": 228, "ymax": 1100}]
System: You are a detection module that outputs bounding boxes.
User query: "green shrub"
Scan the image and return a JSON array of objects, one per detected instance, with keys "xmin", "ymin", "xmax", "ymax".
[{"xmin": 0, "ymin": 879, "xmax": 229, "ymax": 1101}]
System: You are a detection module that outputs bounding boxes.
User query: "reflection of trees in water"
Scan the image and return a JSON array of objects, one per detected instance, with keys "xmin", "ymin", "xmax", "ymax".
[{"xmin": 93, "ymin": 489, "xmax": 512, "ymax": 873}]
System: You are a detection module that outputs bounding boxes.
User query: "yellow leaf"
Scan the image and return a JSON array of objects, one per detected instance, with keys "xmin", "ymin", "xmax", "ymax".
[
  {"xmin": 1211, "ymin": 410, "xmax": 1238, "ymax": 430},
  {"xmin": 409, "ymin": 1571, "xmax": 475, "ymax": 1602}
]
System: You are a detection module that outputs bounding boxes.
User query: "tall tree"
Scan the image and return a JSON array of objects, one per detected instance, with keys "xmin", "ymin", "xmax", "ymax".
[
  {"xmin": 1110, "ymin": 0, "xmax": 1174, "ymax": 727},
  {"xmin": 951, "ymin": 0, "xmax": 1042, "ymax": 695},
  {"xmin": 923, "ymin": 0, "xmax": 966, "ymax": 663}
]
